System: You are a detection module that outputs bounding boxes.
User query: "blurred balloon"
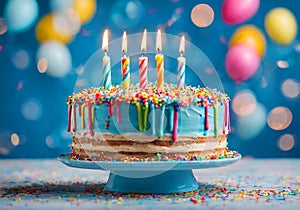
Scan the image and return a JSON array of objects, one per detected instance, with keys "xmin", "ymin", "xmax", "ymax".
[
  {"xmin": 4, "ymin": 0, "xmax": 39, "ymax": 33},
  {"xmin": 225, "ymin": 44, "xmax": 260, "ymax": 83},
  {"xmin": 35, "ymin": 13, "xmax": 74, "ymax": 44},
  {"xmin": 221, "ymin": 0, "xmax": 260, "ymax": 25},
  {"xmin": 265, "ymin": 7, "xmax": 297, "ymax": 45},
  {"xmin": 73, "ymin": 0, "xmax": 97, "ymax": 24},
  {"xmin": 235, "ymin": 103, "xmax": 267, "ymax": 140},
  {"xmin": 229, "ymin": 25, "xmax": 266, "ymax": 58},
  {"xmin": 36, "ymin": 41, "xmax": 72, "ymax": 78},
  {"xmin": 111, "ymin": 0, "xmax": 144, "ymax": 29},
  {"xmin": 50, "ymin": 0, "xmax": 74, "ymax": 11},
  {"xmin": 191, "ymin": 4, "xmax": 214, "ymax": 28}
]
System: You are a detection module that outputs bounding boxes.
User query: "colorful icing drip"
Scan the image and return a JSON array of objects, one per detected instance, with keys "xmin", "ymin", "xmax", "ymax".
[
  {"xmin": 81, "ymin": 104, "xmax": 85, "ymax": 130},
  {"xmin": 136, "ymin": 103, "xmax": 142, "ymax": 131},
  {"xmin": 72, "ymin": 104, "xmax": 77, "ymax": 132},
  {"xmin": 142, "ymin": 104, "xmax": 149, "ymax": 131},
  {"xmin": 150, "ymin": 103, "xmax": 155, "ymax": 135},
  {"xmin": 172, "ymin": 103, "xmax": 179, "ymax": 141},
  {"xmin": 87, "ymin": 100, "xmax": 94, "ymax": 136},
  {"xmin": 117, "ymin": 102, "xmax": 121, "ymax": 124},
  {"xmin": 67, "ymin": 105, "xmax": 72, "ymax": 132},
  {"xmin": 205, "ymin": 105, "xmax": 209, "ymax": 131},
  {"xmin": 156, "ymin": 105, "xmax": 165, "ymax": 138},
  {"xmin": 214, "ymin": 105, "xmax": 218, "ymax": 137},
  {"xmin": 169, "ymin": 105, "xmax": 174, "ymax": 132},
  {"xmin": 227, "ymin": 103, "xmax": 231, "ymax": 133}
]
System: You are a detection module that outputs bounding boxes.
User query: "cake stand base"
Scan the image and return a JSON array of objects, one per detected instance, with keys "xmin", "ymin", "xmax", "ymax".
[
  {"xmin": 58, "ymin": 153, "xmax": 241, "ymax": 194},
  {"xmin": 105, "ymin": 170, "xmax": 198, "ymax": 194}
]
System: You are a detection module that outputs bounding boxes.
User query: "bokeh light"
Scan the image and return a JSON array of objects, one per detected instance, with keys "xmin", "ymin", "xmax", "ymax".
[
  {"xmin": 37, "ymin": 57, "xmax": 48, "ymax": 73},
  {"xmin": 232, "ymin": 89, "xmax": 257, "ymax": 116},
  {"xmin": 12, "ymin": 50, "xmax": 30, "ymax": 70},
  {"xmin": 191, "ymin": 4, "xmax": 214, "ymax": 28},
  {"xmin": 21, "ymin": 98, "xmax": 43, "ymax": 121},
  {"xmin": 277, "ymin": 60, "xmax": 289, "ymax": 69},
  {"xmin": 0, "ymin": 18, "xmax": 8, "ymax": 35},
  {"xmin": 0, "ymin": 132, "xmax": 12, "ymax": 155},
  {"xmin": 267, "ymin": 106, "xmax": 292, "ymax": 130},
  {"xmin": 111, "ymin": 0, "xmax": 144, "ymax": 29},
  {"xmin": 45, "ymin": 135, "xmax": 56, "ymax": 148},
  {"xmin": 50, "ymin": 0, "xmax": 74, "ymax": 11},
  {"xmin": 278, "ymin": 134, "xmax": 294, "ymax": 151},
  {"xmin": 11, "ymin": 133, "xmax": 20, "ymax": 146},
  {"xmin": 235, "ymin": 103, "xmax": 267, "ymax": 140},
  {"xmin": 281, "ymin": 79, "xmax": 300, "ymax": 99},
  {"xmin": 53, "ymin": 8, "xmax": 81, "ymax": 36}
]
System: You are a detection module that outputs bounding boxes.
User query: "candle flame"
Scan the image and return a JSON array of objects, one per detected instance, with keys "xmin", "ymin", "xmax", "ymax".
[
  {"xmin": 141, "ymin": 29, "xmax": 147, "ymax": 51},
  {"xmin": 102, "ymin": 29, "xmax": 109, "ymax": 52},
  {"xmin": 156, "ymin": 29, "xmax": 162, "ymax": 52},
  {"xmin": 122, "ymin": 31, "xmax": 127, "ymax": 53},
  {"xmin": 179, "ymin": 36, "xmax": 185, "ymax": 54}
]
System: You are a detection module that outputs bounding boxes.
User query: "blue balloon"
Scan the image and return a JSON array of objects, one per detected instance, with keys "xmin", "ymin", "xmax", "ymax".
[
  {"xmin": 235, "ymin": 103, "xmax": 267, "ymax": 140},
  {"xmin": 49, "ymin": 0, "xmax": 74, "ymax": 11},
  {"xmin": 36, "ymin": 41, "xmax": 72, "ymax": 78},
  {"xmin": 4, "ymin": 0, "xmax": 39, "ymax": 33}
]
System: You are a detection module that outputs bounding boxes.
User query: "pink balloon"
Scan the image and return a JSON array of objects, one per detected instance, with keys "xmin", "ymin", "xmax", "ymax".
[
  {"xmin": 222, "ymin": 0, "xmax": 260, "ymax": 25},
  {"xmin": 225, "ymin": 44, "xmax": 260, "ymax": 83}
]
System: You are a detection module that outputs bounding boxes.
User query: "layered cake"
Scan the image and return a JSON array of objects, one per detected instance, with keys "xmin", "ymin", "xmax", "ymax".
[{"xmin": 67, "ymin": 83, "xmax": 232, "ymax": 161}]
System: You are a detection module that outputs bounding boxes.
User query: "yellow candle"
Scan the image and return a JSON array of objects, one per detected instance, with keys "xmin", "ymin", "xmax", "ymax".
[{"xmin": 155, "ymin": 30, "xmax": 164, "ymax": 89}]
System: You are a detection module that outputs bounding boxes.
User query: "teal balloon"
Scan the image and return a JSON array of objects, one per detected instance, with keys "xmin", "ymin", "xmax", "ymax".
[
  {"xmin": 50, "ymin": 0, "xmax": 74, "ymax": 11},
  {"xmin": 36, "ymin": 41, "xmax": 72, "ymax": 78},
  {"xmin": 4, "ymin": 0, "xmax": 39, "ymax": 33},
  {"xmin": 235, "ymin": 103, "xmax": 267, "ymax": 140}
]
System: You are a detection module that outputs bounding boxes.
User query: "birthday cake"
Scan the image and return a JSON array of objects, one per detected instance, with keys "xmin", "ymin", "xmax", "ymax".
[
  {"xmin": 67, "ymin": 83, "xmax": 231, "ymax": 161},
  {"xmin": 66, "ymin": 30, "xmax": 232, "ymax": 161}
]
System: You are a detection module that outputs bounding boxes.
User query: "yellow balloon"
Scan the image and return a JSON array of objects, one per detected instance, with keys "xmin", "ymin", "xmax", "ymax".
[
  {"xmin": 73, "ymin": 0, "xmax": 96, "ymax": 24},
  {"xmin": 35, "ymin": 13, "xmax": 74, "ymax": 44},
  {"xmin": 265, "ymin": 7, "xmax": 297, "ymax": 45},
  {"xmin": 229, "ymin": 25, "xmax": 266, "ymax": 58}
]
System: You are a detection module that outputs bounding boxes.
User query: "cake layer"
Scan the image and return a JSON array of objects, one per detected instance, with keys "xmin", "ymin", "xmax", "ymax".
[{"xmin": 71, "ymin": 132, "xmax": 227, "ymax": 160}]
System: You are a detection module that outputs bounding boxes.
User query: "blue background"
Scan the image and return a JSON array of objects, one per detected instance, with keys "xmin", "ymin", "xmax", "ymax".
[{"xmin": 0, "ymin": 0, "xmax": 300, "ymax": 158}]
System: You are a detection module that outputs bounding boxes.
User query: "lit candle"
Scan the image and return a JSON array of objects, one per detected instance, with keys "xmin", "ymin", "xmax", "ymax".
[
  {"xmin": 155, "ymin": 29, "xmax": 164, "ymax": 89},
  {"xmin": 102, "ymin": 29, "xmax": 111, "ymax": 90},
  {"xmin": 121, "ymin": 31, "xmax": 130, "ymax": 89},
  {"xmin": 139, "ymin": 29, "xmax": 148, "ymax": 89},
  {"xmin": 177, "ymin": 36, "xmax": 186, "ymax": 89}
]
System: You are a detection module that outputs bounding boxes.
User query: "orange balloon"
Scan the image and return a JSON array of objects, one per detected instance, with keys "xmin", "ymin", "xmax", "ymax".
[
  {"xmin": 35, "ymin": 13, "xmax": 74, "ymax": 44},
  {"xmin": 229, "ymin": 25, "xmax": 266, "ymax": 58},
  {"xmin": 73, "ymin": 0, "xmax": 97, "ymax": 24}
]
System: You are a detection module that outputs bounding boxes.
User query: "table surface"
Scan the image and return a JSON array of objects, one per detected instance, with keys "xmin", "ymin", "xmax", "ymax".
[{"xmin": 0, "ymin": 157, "xmax": 299, "ymax": 210}]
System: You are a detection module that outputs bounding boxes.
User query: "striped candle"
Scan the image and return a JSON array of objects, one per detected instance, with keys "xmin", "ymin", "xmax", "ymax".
[
  {"xmin": 121, "ymin": 32, "xmax": 130, "ymax": 89},
  {"xmin": 177, "ymin": 56, "xmax": 186, "ymax": 88},
  {"xmin": 103, "ymin": 54, "xmax": 111, "ymax": 90},
  {"xmin": 139, "ymin": 29, "xmax": 148, "ymax": 89},
  {"xmin": 156, "ymin": 30, "xmax": 164, "ymax": 89},
  {"xmin": 121, "ymin": 56, "xmax": 130, "ymax": 89},
  {"xmin": 155, "ymin": 54, "xmax": 164, "ymax": 89},
  {"xmin": 102, "ymin": 29, "xmax": 111, "ymax": 90},
  {"xmin": 139, "ymin": 56, "xmax": 148, "ymax": 89},
  {"xmin": 177, "ymin": 36, "xmax": 186, "ymax": 89}
]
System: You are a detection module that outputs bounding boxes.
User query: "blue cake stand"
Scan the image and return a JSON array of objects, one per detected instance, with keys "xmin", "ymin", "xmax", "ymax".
[{"xmin": 58, "ymin": 153, "xmax": 241, "ymax": 194}]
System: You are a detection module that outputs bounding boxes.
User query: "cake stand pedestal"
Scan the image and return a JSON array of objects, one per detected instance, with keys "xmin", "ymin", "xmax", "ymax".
[{"xmin": 58, "ymin": 153, "xmax": 241, "ymax": 194}]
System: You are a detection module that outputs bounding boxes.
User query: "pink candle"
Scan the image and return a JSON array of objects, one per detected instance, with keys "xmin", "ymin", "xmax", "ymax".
[{"xmin": 139, "ymin": 29, "xmax": 148, "ymax": 89}]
